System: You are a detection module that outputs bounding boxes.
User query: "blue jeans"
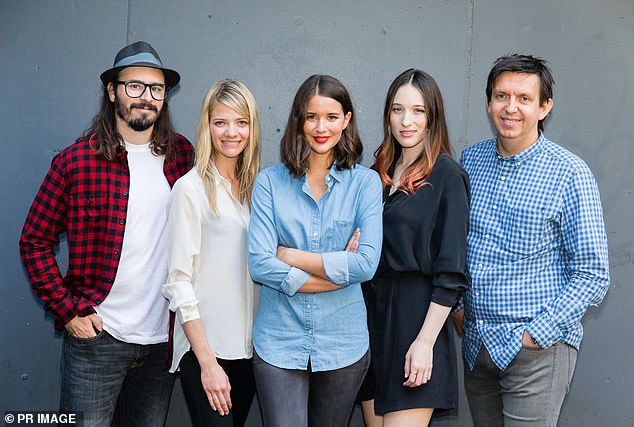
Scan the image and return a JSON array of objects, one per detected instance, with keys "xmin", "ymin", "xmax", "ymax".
[
  {"xmin": 253, "ymin": 350, "xmax": 370, "ymax": 427},
  {"xmin": 60, "ymin": 330, "xmax": 175, "ymax": 427},
  {"xmin": 465, "ymin": 344, "xmax": 577, "ymax": 427}
]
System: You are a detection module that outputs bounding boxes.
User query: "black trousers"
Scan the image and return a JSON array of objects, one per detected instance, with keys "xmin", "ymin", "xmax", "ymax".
[{"xmin": 179, "ymin": 350, "xmax": 256, "ymax": 427}]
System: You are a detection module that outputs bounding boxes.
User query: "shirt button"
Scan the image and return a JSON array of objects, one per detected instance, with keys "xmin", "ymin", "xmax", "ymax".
[
  {"xmin": 478, "ymin": 263, "xmax": 483, "ymax": 268},
  {"xmin": 500, "ymin": 176, "xmax": 505, "ymax": 181},
  {"xmin": 306, "ymin": 304, "xmax": 310, "ymax": 309},
  {"xmin": 119, "ymin": 219, "xmax": 125, "ymax": 225},
  {"xmin": 478, "ymin": 320, "xmax": 483, "ymax": 325},
  {"xmin": 308, "ymin": 330, "xmax": 313, "ymax": 334},
  {"xmin": 114, "ymin": 250, "xmax": 120, "ymax": 255},
  {"xmin": 122, "ymin": 192, "xmax": 128, "ymax": 198},
  {"xmin": 313, "ymin": 232, "xmax": 318, "ymax": 237},
  {"xmin": 474, "ymin": 291, "xmax": 480, "ymax": 297},
  {"xmin": 492, "ymin": 204, "xmax": 497, "ymax": 210}
]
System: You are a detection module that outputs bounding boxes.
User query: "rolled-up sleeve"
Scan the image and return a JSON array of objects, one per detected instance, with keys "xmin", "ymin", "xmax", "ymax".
[
  {"xmin": 527, "ymin": 166, "xmax": 609, "ymax": 348},
  {"xmin": 248, "ymin": 171, "xmax": 311, "ymax": 296},
  {"xmin": 322, "ymin": 171, "xmax": 383, "ymax": 285},
  {"xmin": 162, "ymin": 178, "xmax": 202, "ymax": 324},
  {"xmin": 430, "ymin": 166, "xmax": 471, "ymax": 307}
]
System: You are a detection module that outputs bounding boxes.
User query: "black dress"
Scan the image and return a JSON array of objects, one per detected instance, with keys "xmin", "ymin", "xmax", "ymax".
[{"xmin": 363, "ymin": 155, "xmax": 470, "ymax": 415}]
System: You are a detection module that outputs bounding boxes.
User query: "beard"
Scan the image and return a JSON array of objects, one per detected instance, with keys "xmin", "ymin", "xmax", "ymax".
[{"xmin": 114, "ymin": 95, "xmax": 160, "ymax": 132}]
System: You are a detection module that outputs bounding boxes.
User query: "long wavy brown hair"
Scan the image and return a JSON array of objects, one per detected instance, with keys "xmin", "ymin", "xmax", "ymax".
[
  {"xmin": 81, "ymin": 78, "xmax": 179, "ymax": 161},
  {"xmin": 375, "ymin": 69, "xmax": 452, "ymax": 193}
]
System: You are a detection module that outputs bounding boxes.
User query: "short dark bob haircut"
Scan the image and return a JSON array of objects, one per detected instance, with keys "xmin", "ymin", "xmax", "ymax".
[
  {"xmin": 280, "ymin": 74, "xmax": 363, "ymax": 177},
  {"xmin": 486, "ymin": 54, "xmax": 554, "ymax": 131}
]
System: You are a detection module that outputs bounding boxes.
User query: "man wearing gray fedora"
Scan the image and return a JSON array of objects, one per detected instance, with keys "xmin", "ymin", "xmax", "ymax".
[{"xmin": 20, "ymin": 41, "xmax": 194, "ymax": 426}]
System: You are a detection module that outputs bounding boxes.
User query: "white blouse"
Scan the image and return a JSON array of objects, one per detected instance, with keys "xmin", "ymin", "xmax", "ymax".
[{"xmin": 163, "ymin": 168, "xmax": 257, "ymax": 372}]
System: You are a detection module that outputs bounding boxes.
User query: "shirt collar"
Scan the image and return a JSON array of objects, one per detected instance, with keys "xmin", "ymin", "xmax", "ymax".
[
  {"xmin": 328, "ymin": 163, "xmax": 345, "ymax": 183},
  {"xmin": 201, "ymin": 163, "xmax": 225, "ymax": 186},
  {"xmin": 302, "ymin": 162, "xmax": 346, "ymax": 184},
  {"xmin": 494, "ymin": 132, "xmax": 545, "ymax": 167}
]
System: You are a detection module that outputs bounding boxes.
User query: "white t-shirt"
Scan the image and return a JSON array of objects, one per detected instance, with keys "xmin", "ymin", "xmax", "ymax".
[{"xmin": 95, "ymin": 141, "xmax": 171, "ymax": 344}]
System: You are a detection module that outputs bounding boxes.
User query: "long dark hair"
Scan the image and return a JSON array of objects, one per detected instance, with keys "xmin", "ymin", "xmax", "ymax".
[
  {"xmin": 375, "ymin": 69, "xmax": 452, "ymax": 193},
  {"xmin": 81, "ymin": 83, "xmax": 179, "ymax": 161},
  {"xmin": 280, "ymin": 74, "xmax": 362, "ymax": 177}
]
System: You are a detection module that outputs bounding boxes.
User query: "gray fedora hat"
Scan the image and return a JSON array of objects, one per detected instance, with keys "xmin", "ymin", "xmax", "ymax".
[{"xmin": 100, "ymin": 41, "xmax": 180, "ymax": 87}]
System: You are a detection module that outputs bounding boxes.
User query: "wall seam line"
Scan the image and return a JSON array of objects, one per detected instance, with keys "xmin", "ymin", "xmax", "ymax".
[{"xmin": 459, "ymin": 0, "xmax": 475, "ymax": 149}]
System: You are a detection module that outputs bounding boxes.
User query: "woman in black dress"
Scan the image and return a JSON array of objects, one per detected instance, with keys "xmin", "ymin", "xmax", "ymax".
[{"xmin": 360, "ymin": 69, "xmax": 470, "ymax": 426}]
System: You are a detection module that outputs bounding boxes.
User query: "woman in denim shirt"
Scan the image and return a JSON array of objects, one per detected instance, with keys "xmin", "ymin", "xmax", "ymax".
[{"xmin": 248, "ymin": 74, "xmax": 383, "ymax": 427}]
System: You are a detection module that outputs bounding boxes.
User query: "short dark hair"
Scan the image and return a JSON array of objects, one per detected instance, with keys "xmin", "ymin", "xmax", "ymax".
[
  {"xmin": 280, "ymin": 74, "xmax": 362, "ymax": 177},
  {"xmin": 486, "ymin": 54, "xmax": 554, "ymax": 131}
]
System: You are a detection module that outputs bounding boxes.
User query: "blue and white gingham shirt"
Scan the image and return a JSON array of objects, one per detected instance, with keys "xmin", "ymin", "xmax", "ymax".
[{"xmin": 460, "ymin": 134, "xmax": 609, "ymax": 370}]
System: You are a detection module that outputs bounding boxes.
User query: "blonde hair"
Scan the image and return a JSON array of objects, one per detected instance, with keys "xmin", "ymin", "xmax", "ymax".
[{"xmin": 195, "ymin": 80, "xmax": 260, "ymax": 215}]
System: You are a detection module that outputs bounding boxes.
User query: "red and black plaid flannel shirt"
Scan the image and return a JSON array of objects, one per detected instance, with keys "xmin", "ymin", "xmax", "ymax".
[{"xmin": 19, "ymin": 135, "xmax": 194, "ymax": 330}]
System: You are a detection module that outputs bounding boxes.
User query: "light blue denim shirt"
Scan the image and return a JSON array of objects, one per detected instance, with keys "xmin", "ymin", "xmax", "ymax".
[{"xmin": 248, "ymin": 162, "xmax": 383, "ymax": 371}]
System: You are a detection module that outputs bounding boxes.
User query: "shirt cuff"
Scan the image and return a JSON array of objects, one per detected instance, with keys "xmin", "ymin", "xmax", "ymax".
[
  {"xmin": 431, "ymin": 287, "xmax": 461, "ymax": 307},
  {"xmin": 281, "ymin": 267, "xmax": 311, "ymax": 296},
  {"xmin": 451, "ymin": 297, "xmax": 464, "ymax": 316},
  {"xmin": 322, "ymin": 251, "xmax": 349, "ymax": 286},
  {"xmin": 527, "ymin": 311, "xmax": 564, "ymax": 348},
  {"xmin": 162, "ymin": 281, "xmax": 201, "ymax": 324}
]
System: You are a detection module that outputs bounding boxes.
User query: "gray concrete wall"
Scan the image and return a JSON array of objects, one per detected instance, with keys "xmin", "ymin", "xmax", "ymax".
[{"xmin": 1, "ymin": 0, "xmax": 632, "ymax": 425}]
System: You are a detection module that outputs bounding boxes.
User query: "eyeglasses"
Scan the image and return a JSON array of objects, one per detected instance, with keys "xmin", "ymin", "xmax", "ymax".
[{"xmin": 115, "ymin": 80, "xmax": 168, "ymax": 101}]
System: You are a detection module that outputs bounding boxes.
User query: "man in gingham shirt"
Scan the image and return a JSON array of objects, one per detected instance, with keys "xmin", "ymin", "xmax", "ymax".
[
  {"xmin": 455, "ymin": 54, "xmax": 609, "ymax": 426},
  {"xmin": 19, "ymin": 41, "xmax": 193, "ymax": 426}
]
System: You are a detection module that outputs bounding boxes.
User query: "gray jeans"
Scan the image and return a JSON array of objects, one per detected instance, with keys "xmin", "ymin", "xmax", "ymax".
[
  {"xmin": 465, "ymin": 344, "xmax": 577, "ymax": 427},
  {"xmin": 253, "ymin": 350, "xmax": 370, "ymax": 427}
]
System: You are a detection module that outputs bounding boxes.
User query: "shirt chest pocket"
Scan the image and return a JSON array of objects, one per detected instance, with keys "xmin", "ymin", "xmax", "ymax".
[
  {"xmin": 70, "ymin": 193, "xmax": 106, "ymax": 233},
  {"xmin": 326, "ymin": 219, "xmax": 355, "ymax": 252},
  {"xmin": 502, "ymin": 207, "xmax": 549, "ymax": 257}
]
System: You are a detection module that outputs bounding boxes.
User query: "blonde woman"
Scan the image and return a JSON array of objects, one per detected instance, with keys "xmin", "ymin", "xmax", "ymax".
[{"xmin": 163, "ymin": 80, "xmax": 260, "ymax": 427}]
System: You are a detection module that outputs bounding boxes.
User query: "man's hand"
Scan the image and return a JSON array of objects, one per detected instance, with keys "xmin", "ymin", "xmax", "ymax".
[
  {"xmin": 452, "ymin": 309, "xmax": 464, "ymax": 336},
  {"xmin": 522, "ymin": 330, "xmax": 541, "ymax": 349},
  {"xmin": 64, "ymin": 313, "xmax": 102, "ymax": 338}
]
